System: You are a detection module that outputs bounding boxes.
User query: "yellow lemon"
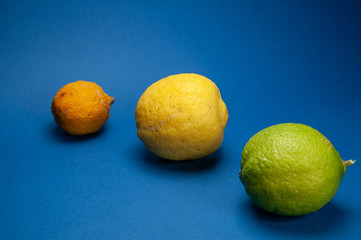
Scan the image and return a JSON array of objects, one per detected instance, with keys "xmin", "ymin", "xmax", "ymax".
[
  {"xmin": 135, "ymin": 73, "xmax": 228, "ymax": 160},
  {"xmin": 51, "ymin": 80, "xmax": 114, "ymax": 135}
]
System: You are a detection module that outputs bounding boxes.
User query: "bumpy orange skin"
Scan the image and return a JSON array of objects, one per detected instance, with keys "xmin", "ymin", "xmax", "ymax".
[{"xmin": 51, "ymin": 81, "xmax": 114, "ymax": 135}]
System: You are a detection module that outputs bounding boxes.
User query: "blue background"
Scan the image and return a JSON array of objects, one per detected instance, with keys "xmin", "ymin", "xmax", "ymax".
[{"xmin": 1, "ymin": 0, "xmax": 360, "ymax": 239}]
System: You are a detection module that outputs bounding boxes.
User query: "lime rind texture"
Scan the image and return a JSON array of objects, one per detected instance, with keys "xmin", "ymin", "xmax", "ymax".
[{"xmin": 240, "ymin": 123, "xmax": 345, "ymax": 216}]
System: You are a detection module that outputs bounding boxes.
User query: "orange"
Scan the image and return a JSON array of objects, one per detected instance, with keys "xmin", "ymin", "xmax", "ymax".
[{"xmin": 51, "ymin": 81, "xmax": 114, "ymax": 135}]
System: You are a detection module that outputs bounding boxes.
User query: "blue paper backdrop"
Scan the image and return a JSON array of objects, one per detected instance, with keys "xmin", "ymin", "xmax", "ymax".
[{"xmin": 1, "ymin": 0, "xmax": 360, "ymax": 239}]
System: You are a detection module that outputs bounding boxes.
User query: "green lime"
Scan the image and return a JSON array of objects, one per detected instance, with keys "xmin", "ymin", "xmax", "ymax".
[{"xmin": 239, "ymin": 123, "xmax": 355, "ymax": 216}]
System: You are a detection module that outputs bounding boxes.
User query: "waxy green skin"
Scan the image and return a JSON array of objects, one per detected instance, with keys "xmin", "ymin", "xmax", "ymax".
[{"xmin": 239, "ymin": 123, "xmax": 351, "ymax": 216}]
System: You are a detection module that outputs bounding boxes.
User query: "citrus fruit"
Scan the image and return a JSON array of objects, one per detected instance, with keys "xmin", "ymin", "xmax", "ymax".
[
  {"xmin": 135, "ymin": 73, "xmax": 228, "ymax": 160},
  {"xmin": 239, "ymin": 123, "xmax": 355, "ymax": 216},
  {"xmin": 51, "ymin": 80, "xmax": 114, "ymax": 135}
]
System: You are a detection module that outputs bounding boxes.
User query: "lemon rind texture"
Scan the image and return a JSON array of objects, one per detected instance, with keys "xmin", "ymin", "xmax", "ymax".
[{"xmin": 135, "ymin": 73, "xmax": 228, "ymax": 160}]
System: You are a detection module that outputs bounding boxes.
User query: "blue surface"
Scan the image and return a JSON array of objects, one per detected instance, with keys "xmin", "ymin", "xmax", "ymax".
[{"xmin": 1, "ymin": 0, "xmax": 361, "ymax": 239}]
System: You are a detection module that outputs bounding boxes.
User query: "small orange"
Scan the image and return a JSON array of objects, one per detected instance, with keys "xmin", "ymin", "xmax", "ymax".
[{"xmin": 51, "ymin": 80, "xmax": 114, "ymax": 135}]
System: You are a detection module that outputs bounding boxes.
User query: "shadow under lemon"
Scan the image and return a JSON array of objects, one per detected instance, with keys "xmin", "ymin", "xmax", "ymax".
[{"xmin": 132, "ymin": 142, "xmax": 222, "ymax": 172}]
